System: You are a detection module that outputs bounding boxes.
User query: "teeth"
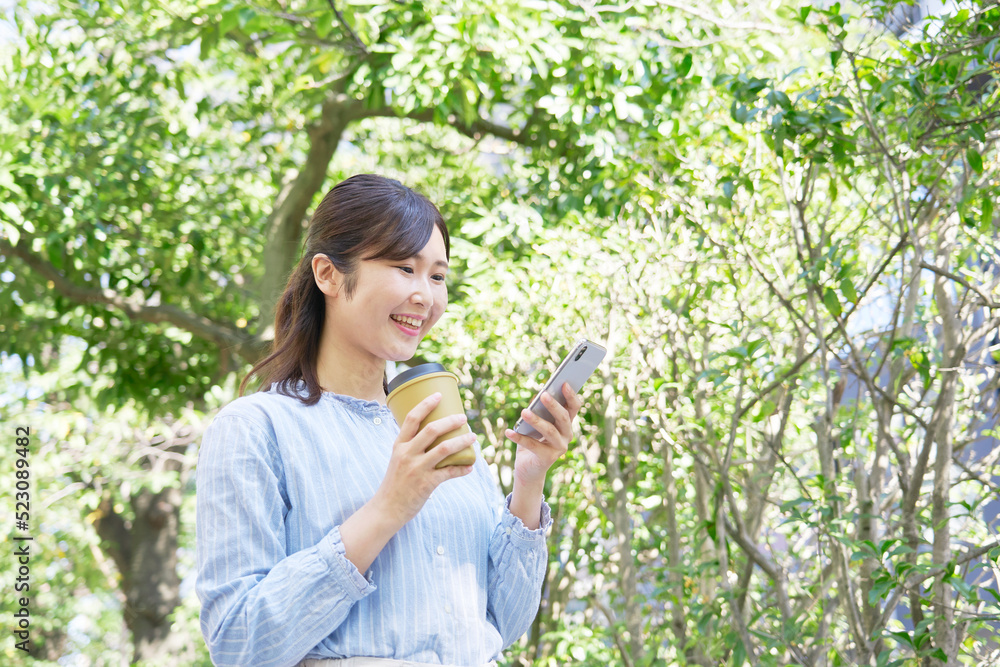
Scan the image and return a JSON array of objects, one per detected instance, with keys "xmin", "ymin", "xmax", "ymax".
[{"xmin": 391, "ymin": 315, "xmax": 420, "ymax": 328}]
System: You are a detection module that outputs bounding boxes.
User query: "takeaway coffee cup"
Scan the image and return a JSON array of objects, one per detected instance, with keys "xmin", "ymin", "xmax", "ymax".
[{"xmin": 386, "ymin": 363, "xmax": 476, "ymax": 468}]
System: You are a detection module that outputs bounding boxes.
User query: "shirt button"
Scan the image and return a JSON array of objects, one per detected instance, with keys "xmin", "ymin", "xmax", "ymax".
[
  {"xmin": 436, "ymin": 545, "xmax": 445, "ymax": 555},
  {"xmin": 373, "ymin": 417, "xmax": 382, "ymax": 425},
  {"xmin": 506, "ymin": 527, "xmax": 512, "ymax": 535},
  {"xmin": 444, "ymin": 604, "xmax": 452, "ymax": 614}
]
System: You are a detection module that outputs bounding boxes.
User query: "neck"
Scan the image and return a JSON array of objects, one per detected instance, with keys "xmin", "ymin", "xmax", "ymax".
[{"xmin": 315, "ymin": 328, "xmax": 387, "ymax": 405}]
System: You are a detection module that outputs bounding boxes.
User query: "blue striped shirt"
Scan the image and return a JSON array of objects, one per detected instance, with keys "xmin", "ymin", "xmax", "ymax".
[{"xmin": 195, "ymin": 381, "xmax": 551, "ymax": 667}]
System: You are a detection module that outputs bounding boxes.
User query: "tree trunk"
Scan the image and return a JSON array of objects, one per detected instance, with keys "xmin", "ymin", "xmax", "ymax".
[
  {"xmin": 930, "ymin": 224, "xmax": 962, "ymax": 666},
  {"xmin": 128, "ymin": 486, "xmax": 185, "ymax": 662},
  {"xmin": 94, "ymin": 485, "xmax": 185, "ymax": 664},
  {"xmin": 662, "ymin": 435, "xmax": 687, "ymax": 657},
  {"xmin": 257, "ymin": 93, "xmax": 363, "ymax": 338}
]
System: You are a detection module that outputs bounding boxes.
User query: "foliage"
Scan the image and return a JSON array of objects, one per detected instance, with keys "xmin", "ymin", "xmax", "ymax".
[{"xmin": 1, "ymin": 0, "xmax": 998, "ymax": 666}]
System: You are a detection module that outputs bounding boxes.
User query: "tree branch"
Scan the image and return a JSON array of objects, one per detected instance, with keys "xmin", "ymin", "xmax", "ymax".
[
  {"xmin": 734, "ymin": 231, "xmax": 911, "ymax": 422},
  {"xmin": 657, "ymin": 0, "xmax": 789, "ymax": 34},
  {"xmin": 588, "ymin": 594, "xmax": 635, "ymax": 667},
  {"xmin": 324, "ymin": 0, "xmax": 368, "ymax": 55},
  {"xmin": 256, "ymin": 84, "xmax": 364, "ymax": 334},
  {"xmin": 919, "ymin": 261, "xmax": 1000, "ymax": 309},
  {"xmin": 878, "ymin": 538, "xmax": 1000, "ymax": 629},
  {"xmin": 358, "ymin": 105, "xmax": 547, "ymax": 148},
  {"xmin": 0, "ymin": 233, "xmax": 255, "ymax": 358}
]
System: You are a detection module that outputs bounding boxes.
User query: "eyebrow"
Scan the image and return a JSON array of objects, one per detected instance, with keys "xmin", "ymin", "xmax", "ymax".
[{"xmin": 413, "ymin": 252, "xmax": 449, "ymax": 269}]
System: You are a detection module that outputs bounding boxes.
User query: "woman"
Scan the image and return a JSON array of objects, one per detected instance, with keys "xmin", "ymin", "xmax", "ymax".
[{"xmin": 196, "ymin": 174, "xmax": 582, "ymax": 667}]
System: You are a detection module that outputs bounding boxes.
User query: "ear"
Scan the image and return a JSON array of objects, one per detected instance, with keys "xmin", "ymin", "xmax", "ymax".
[{"xmin": 311, "ymin": 253, "xmax": 344, "ymax": 298}]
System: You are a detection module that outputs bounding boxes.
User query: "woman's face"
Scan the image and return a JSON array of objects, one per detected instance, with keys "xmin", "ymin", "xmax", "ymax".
[{"xmin": 328, "ymin": 225, "xmax": 449, "ymax": 364}]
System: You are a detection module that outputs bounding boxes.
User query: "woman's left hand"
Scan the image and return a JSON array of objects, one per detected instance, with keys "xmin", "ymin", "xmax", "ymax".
[{"xmin": 505, "ymin": 382, "xmax": 582, "ymax": 488}]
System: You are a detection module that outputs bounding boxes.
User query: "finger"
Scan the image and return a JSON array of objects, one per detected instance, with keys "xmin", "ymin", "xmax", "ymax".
[
  {"xmin": 511, "ymin": 410, "xmax": 564, "ymax": 445},
  {"xmin": 516, "ymin": 407, "xmax": 562, "ymax": 446},
  {"xmin": 433, "ymin": 463, "xmax": 475, "ymax": 485},
  {"xmin": 504, "ymin": 428, "xmax": 562, "ymax": 457},
  {"xmin": 504, "ymin": 427, "xmax": 533, "ymax": 446},
  {"xmin": 399, "ymin": 392, "xmax": 443, "ymax": 440},
  {"xmin": 561, "ymin": 382, "xmax": 583, "ymax": 420},
  {"xmin": 429, "ymin": 431, "xmax": 477, "ymax": 464},
  {"xmin": 539, "ymin": 391, "xmax": 571, "ymax": 436},
  {"xmin": 411, "ymin": 412, "xmax": 470, "ymax": 451}
]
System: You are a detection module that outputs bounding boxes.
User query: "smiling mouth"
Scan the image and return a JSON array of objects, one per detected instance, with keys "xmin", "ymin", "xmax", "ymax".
[{"xmin": 390, "ymin": 315, "xmax": 421, "ymax": 331}]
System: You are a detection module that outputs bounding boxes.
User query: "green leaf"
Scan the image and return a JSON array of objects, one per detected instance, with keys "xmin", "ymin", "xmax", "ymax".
[
  {"xmin": 967, "ymin": 148, "xmax": 983, "ymax": 174},
  {"xmin": 238, "ymin": 8, "xmax": 257, "ymax": 30},
  {"xmin": 982, "ymin": 194, "xmax": 994, "ymax": 230},
  {"xmin": 769, "ymin": 90, "xmax": 791, "ymax": 109},
  {"xmin": 773, "ymin": 122, "xmax": 786, "ymax": 160},
  {"xmin": 754, "ymin": 400, "xmax": 776, "ymax": 422},
  {"xmin": 876, "ymin": 648, "xmax": 907, "ymax": 667},
  {"xmin": 46, "ymin": 233, "xmax": 63, "ymax": 271},
  {"xmin": 315, "ymin": 12, "xmax": 335, "ymax": 38},
  {"xmin": 730, "ymin": 101, "xmax": 749, "ymax": 124},
  {"xmin": 219, "ymin": 8, "xmax": 240, "ymax": 35},
  {"xmin": 888, "ymin": 544, "xmax": 915, "ymax": 558},
  {"xmin": 200, "ymin": 25, "xmax": 220, "ymax": 60},
  {"xmin": 677, "ymin": 53, "xmax": 693, "ymax": 78},
  {"xmin": 526, "ymin": 45, "xmax": 549, "ymax": 79},
  {"xmin": 840, "ymin": 277, "xmax": 857, "ymax": 304},
  {"xmin": 732, "ymin": 639, "xmax": 747, "ymax": 666},
  {"xmin": 823, "ymin": 287, "xmax": 842, "ymax": 318},
  {"xmin": 868, "ymin": 578, "xmax": 893, "ymax": 605},
  {"xmin": 969, "ymin": 122, "xmax": 986, "ymax": 143},
  {"xmin": 722, "ymin": 179, "xmax": 735, "ymax": 200}
]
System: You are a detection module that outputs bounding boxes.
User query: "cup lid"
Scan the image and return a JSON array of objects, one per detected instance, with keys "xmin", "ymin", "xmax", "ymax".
[{"xmin": 386, "ymin": 362, "xmax": 448, "ymax": 395}]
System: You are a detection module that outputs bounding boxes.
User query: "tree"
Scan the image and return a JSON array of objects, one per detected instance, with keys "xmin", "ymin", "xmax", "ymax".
[
  {"xmin": 434, "ymin": 2, "xmax": 1000, "ymax": 665},
  {"xmin": 0, "ymin": 0, "xmax": 663, "ymax": 661},
  {"xmin": 704, "ymin": 3, "xmax": 1000, "ymax": 663},
  {"xmin": 2, "ymin": 0, "xmax": 998, "ymax": 664}
]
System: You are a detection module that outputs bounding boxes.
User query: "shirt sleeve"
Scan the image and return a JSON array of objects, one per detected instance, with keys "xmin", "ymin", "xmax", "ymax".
[
  {"xmin": 485, "ymin": 491, "xmax": 552, "ymax": 647},
  {"xmin": 196, "ymin": 414, "xmax": 376, "ymax": 667}
]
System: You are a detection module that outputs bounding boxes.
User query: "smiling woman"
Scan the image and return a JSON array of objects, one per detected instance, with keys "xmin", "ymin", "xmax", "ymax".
[
  {"xmin": 241, "ymin": 173, "xmax": 451, "ymax": 405},
  {"xmin": 195, "ymin": 174, "xmax": 585, "ymax": 667}
]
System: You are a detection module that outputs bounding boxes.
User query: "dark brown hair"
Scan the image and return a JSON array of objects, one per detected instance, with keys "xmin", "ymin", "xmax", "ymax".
[{"xmin": 239, "ymin": 174, "xmax": 451, "ymax": 406}]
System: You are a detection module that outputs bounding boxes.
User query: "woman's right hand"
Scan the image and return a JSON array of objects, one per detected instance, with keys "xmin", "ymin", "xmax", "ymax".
[{"xmin": 375, "ymin": 392, "xmax": 476, "ymax": 527}]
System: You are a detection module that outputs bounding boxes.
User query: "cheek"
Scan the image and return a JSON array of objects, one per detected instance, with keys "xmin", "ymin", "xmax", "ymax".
[{"xmin": 430, "ymin": 287, "xmax": 448, "ymax": 323}]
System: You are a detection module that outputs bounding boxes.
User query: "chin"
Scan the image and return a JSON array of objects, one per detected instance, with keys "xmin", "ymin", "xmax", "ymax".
[{"xmin": 386, "ymin": 345, "xmax": 422, "ymax": 363}]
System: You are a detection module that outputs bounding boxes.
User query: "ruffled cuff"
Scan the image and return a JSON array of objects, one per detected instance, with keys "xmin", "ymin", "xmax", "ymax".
[
  {"xmin": 318, "ymin": 525, "xmax": 377, "ymax": 599},
  {"xmin": 499, "ymin": 493, "xmax": 552, "ymax": 546}
]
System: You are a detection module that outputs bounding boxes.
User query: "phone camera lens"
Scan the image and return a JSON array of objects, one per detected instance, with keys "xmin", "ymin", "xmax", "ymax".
[{"xmin": 574, "ymin": 346, "xmax": 587, "ymax": 361}]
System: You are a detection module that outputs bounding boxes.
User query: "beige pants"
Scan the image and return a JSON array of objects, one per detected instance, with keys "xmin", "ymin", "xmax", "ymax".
[{"xmin": 299, "ymin": 658, "xmax": 498, "ymax": 667}]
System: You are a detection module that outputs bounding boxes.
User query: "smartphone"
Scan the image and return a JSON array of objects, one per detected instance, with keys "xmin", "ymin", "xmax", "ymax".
[{"xmin": 513, "ymin": 339, "xmax": 607, "ymax": 439}]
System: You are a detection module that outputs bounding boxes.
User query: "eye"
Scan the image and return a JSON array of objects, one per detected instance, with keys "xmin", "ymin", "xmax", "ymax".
[
  {"xmin": 397, "ymin": 266, "xmax": 414, "ymax": 274},
  {"xmin": 432, "ymin": 274, "xmax": 446, "ymax": 282}
]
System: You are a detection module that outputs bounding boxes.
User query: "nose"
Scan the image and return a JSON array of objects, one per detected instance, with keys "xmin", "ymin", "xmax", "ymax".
[{"xmin": 410, "ymin": 276, "xmax": 434, "ymax": 308}]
